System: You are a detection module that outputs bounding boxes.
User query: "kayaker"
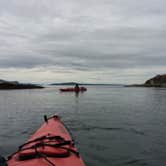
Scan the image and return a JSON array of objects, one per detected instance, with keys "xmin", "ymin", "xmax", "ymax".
[{"xmin": 74, "ymin": 83, "xmax": 79, "ymax": 91}]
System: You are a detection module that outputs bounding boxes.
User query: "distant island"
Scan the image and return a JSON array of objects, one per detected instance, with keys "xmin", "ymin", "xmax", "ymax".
[
  {"xmin": 0, "ymin": 79, "xmax": 44, "ymax": 89},
  {"xmin": 50, "ymin": 82, "xmax": 123, "ymax": 86},
  {"xmin": 51, "ymin": 82, "xmax": 79, "ymax": 86},
  {"xmin": 127, "ymin": 74, "xmax": 166, "ymax": 87}
]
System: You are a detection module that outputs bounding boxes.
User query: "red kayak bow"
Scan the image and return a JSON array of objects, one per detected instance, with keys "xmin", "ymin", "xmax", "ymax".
[{"xmin": 8, "ymin": 115, "xmax": 86, "ymax": 166}]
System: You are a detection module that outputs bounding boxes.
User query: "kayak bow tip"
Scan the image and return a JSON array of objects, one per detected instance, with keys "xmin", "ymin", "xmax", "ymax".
[{"xmin": 44, "ymin": 114, "xmax": 60, "ymax": 123}]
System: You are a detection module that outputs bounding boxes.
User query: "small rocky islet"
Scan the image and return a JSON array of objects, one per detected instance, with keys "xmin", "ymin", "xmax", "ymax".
[{"xmin": 0, "ymin": 79, "xmax": 44, "ymax": 89}]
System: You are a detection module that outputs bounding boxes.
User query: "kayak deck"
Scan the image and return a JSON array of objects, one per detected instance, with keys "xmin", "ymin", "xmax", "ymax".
[{"xmin": 8, "ymin": 115, "xmax": 85, "ymax": 166}]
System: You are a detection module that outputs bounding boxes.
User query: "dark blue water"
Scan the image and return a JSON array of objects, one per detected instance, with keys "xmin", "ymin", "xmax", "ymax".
[{"xmin": 0, "ymin": 86, "xmax": 166, "ymax": 166}]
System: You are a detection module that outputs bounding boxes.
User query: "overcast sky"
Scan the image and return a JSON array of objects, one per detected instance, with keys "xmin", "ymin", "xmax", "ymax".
[{"xmin": 0, "ymin": 0, "xmax": 166, "ymax": 84}]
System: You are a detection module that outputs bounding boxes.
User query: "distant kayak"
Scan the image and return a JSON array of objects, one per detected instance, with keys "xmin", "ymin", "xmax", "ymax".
[
  {"xmin": 60, "ymin": 87, "xmax": 87, "ymax": 92},
  {"xmin": 8, "ymin": 115, "xmax": 86, "ymax": 166}
]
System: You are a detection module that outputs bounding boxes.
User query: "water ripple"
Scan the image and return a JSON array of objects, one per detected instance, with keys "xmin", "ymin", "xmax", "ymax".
[
  {"xmin": 123, "ymin": 159, "xmax": 148, "ymax": 166},
  {"xmin": 70, "ymin": 125, "xmax": 145, "ymax": 136}
]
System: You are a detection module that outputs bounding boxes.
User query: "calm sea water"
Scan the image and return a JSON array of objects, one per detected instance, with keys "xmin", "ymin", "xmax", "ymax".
[{"xmin": 0, "ymin": 86, "xmax": 166, "ymax": 166}]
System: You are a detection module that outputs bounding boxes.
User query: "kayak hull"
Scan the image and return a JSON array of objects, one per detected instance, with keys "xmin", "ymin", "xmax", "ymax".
[
  {"xmin": 8, "ymin": 115, "xmax": 85, "ymax": 166},
  {"xmin": 60, "ymin": 87, "xmax": 87, "ymax": 92}
]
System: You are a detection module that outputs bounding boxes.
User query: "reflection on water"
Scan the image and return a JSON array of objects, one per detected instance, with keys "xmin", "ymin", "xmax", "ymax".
[{"xmin": 0, "ymin": 86, "xmax": 166, "ymax": 166}]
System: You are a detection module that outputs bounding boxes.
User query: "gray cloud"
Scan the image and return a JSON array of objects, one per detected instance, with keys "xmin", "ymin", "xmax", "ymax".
[{"xmin": 0, "ymin": 0, "xmax": 166, "ymax": 83}]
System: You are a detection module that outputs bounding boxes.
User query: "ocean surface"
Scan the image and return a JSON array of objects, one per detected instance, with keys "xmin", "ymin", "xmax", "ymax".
[{"xmin": 0, "ymin": 86, "xmax": 166, "ymax": 166}]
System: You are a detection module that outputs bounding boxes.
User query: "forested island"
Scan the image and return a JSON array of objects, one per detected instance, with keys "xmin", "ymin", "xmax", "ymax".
[
  {"xmin": 0, "ymin": 79, "xmax": 44, "ymax": 89},
  {"xmin": 127, "ymin": 74, "xmax": 166, "ymax": 87}
]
